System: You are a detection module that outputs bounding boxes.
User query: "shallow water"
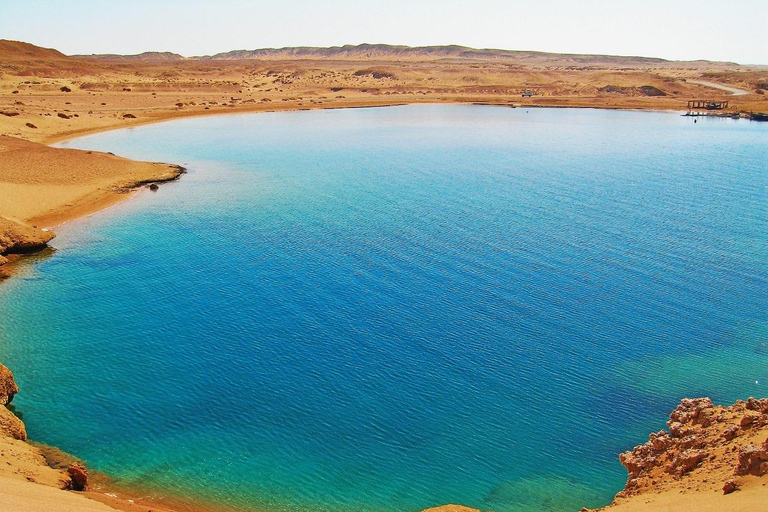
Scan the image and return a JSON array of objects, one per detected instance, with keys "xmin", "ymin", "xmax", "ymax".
[{"xmin": 1, "ymin": 105, "xmax": 766, "ymax": 512}]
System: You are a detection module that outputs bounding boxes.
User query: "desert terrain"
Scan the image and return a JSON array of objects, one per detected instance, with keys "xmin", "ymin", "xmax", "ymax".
[
  {"xmin": 1, "ymin": 39, "xmax": 766, "ymax": 267},
  {"xmin": 1, "ymin": 40, "xmax": 767, "ymax": 147},
  {"xmin": 1, "ymin": 39, "xmax": 767, "ymax": 512}
]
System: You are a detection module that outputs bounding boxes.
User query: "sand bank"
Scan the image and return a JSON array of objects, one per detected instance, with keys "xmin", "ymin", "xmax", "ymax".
[{"xmin": 0, "ymin": 135, "xmax": 184, "ymax": 275}]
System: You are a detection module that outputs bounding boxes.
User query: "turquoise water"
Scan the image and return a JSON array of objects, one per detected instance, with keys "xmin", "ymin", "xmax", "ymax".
[{"xmin": 1, "ymin": 105, "xmax": 767, "ymax": 512}]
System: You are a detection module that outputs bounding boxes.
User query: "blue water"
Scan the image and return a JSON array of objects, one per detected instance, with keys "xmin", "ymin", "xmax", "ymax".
[{"xmin": 1, "ymin": 106, "xmax": 766, "ymax": 512}]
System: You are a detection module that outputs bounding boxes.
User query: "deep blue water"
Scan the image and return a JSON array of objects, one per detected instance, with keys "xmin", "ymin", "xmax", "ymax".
[{"xmin": 1, "ymin": 105, "xmax": 766, "ymax": 512}]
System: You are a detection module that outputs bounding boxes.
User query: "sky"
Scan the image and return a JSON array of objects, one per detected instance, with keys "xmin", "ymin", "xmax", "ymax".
[{"xmin": 1, "ymin": 0, "xmax": 766, "ymax": 64}]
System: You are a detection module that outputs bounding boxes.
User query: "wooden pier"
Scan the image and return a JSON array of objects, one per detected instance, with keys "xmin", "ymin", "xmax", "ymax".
[{"xmin": 687, "ymin": 99, "xmax": 728, "ymax": 110}]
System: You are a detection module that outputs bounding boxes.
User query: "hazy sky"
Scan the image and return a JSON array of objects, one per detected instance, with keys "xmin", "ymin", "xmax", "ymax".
[{"xmin": 2, "ymin": 0, "xmax": 766, "ymax": 64}]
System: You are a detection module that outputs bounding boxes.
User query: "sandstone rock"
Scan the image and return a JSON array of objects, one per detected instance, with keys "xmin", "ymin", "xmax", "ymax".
[
  {"xmin": 0, "ymin": 216, "xmax": 55, "ymax": 257},
  {"xmin": 0, "ymin": 363, "xmax": 19, "ymax": 405},
  {"xmin": 722, "ymin": 425, "xmax": 739, "ymax": 442},
  {"xmin": 677, "ymin": 435, "xmax": 701, "ymax": 450},
  {"xmin": 722, "ymin": 478, "xmax": 738, "ymax": 494},
  {"xmin": 619, "ymin": 450, "xmax": 654, "ymax": 477},
  {"xmin": 735, "ymin": 439, "xmax": 768, "ymax": 476},
  {"xmin": 668, "ymin": 421, "xmax": 690, "ymax": 438},
  {"xmin": 740, "ymin": 412, "xmax": 761, "ymax": 429},
  {"xmin": 668, "ymin": 397, "xmax": 713, "ymax": 427},
  {"xmin": 745, "ymin": 397, "xmax": 768, "ymax": 414},
  {"xmin": 0, "ymin": 404, "xmax": 27, "ymax": 440},
  {"xmin": 666, "ymin": 449, "xmax": 707, "ymax": 477},
  {"xmin": 614, "ymin": 397, "xmax": 768, "ymax": 506},
  {"xmin": 650, "ymin": 430, "xmax": 673, "ymax": 451},
  {"xmin": 67, "ymin": 462, "xmax": 89, "ymax": 491}
]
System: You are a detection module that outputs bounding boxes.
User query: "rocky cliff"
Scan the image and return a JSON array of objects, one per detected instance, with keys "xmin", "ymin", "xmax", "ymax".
[
  {"xmin": 0, "ymin": 362, "xmax": 20, "ymax": 404},
  {"xmin": 0, "ymin": 363, "xmax": 26, "ymax": 439},
  {"xmin": 596, "ymin": 397, "xmax": 768, "ymax": 512},
  {"xmin": 0, "ymin": 363, "xmax": 76, "ymax": 486},
  {"xmin": 0, "ymin": 217, "xmax": 54, "ymax": 266}
]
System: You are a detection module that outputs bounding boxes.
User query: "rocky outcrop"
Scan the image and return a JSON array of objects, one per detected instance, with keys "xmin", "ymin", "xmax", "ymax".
[
  {"xmin": 0, "ymin": 362, "xmax": 26, "ymax": 440},
  {"xmin": 614, "ymin": 397, "xmax": 768, "ymax": 503},
  {"xmin": 735, "ymin": 438, "xmax": 768, "ymax": 476},
  {"xmin": 0, "ymin": 403, "xmax": 27, "ymax": 440},
  {"xmin": 0, "ymin": 362, "xmax": 19, "ymax": 405},
  {"xmin": 597, "ymin": 85, "xmax": 667, "ymax": 96},
  {"xmin": 0, "ymin": 362, "xmax": 79, "ymax": 490},
  {"xmin": 722, "ymin": 478, "xmax": 738, "ymax": 494},
  {"xmin": 67, "ymin": 462, "xmax": 89, "ymax": 491},
  {"xmin": 0, "ymin": 216, "xmax": 55, "ymax": 266}
]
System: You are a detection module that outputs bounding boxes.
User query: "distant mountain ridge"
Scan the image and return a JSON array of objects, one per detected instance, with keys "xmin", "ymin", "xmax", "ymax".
[
  {"xmin": 75, "ymin": 51, "xmax": 185, "ymax": 62},
  {"xmin": 0, "ymin": 39, "xmax": 741, "ymax": 67},
  {"xmin": 200, "ymin": 43, "xmax": 673, "ymax": 65}
]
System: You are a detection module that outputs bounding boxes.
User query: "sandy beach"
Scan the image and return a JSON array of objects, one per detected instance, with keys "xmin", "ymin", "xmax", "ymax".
[
  {"xmin": 1, "ymin": 39, "xmax": 768, "ymax": 512},
  {"xmin": 0, "ymin": 135, "xmax": 184, "ymax": 277}
]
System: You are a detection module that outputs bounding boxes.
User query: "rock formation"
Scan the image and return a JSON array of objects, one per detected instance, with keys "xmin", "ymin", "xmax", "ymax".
[
  {"xmin": 735, "ymin": 438, "xmax": 768, "ymax": 476},
  {"xmin": 613, "ymin": 397, "xmax": 768, "ymax": 505},
  {"xmin": 0, "ymin": 363, "xmax": 26, "ymax": 440},
  {"xmin": 0, "ymin": 362, "xmax": 19, "ymax": 404},
  {"xmin": 67, "ymin": 462, "xmax": 89, "ymax": 491},
  {"xmin": 0, "ymin": 216, "xmax": 55, "ymax": 265},
  {"xmin": 0, "ymin": 403, "xmax": 27, "ymax": 440},
  {"xmin": 0, "ymin": 360, "xmax": 113, "ymax": 510}
]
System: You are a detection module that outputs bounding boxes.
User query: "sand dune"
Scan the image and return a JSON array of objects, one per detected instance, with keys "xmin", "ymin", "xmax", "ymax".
[{"xmin": 0, "ymin": 476, "xmax": 120, "ymax": 512}]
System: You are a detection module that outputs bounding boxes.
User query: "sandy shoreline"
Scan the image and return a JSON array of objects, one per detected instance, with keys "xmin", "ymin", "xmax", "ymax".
[
  {"xmin": 38, "ymin": 98, "xmax": 418, "ymax": 146},
  {"xmin": 32, "ymin": 97, "xmax": 688, "ymax": 147},
  {"xmin": 0, "ymin": 134, "xmax": 185, "ymax": 280},
  {"xmin": 0, "ymin": 93, "xmax": 699, "ymax": 273},
  {"xmin": 0, "ymin": 97, "xmax": 692, "ymax": 280}
]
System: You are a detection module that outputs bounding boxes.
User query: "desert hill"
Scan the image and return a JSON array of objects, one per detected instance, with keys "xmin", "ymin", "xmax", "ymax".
[
  {"xmin": 74, "ymin": 51, "xmax": 185, "ymax": 62},
  {"xmin": 0, "ymin": 40, "xmax": 67, "ymax": 61},
  {"xmin": 202, "ymin": 43, "xmax": 679, "ymax": 66},
  {"xmin": 67, "ymin": 42, "xmax": 742, "ymax": 68}
]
